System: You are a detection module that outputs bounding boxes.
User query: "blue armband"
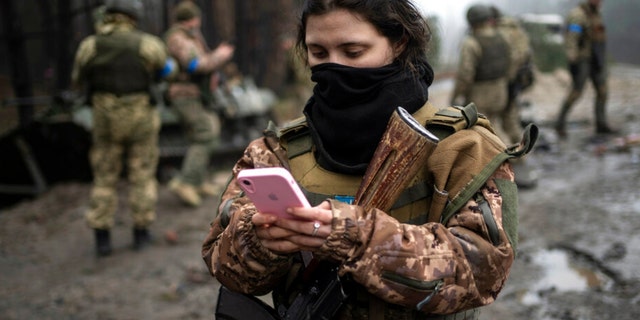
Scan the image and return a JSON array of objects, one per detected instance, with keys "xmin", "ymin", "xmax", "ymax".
[
  {"xmin": 187, "ymin": 58, "xmax": 199, "ymax": 74},
  {"xmin": 158, "ymin": 58, "xmax": 176, "ymax": 79},
  {"xmin": 567, "ymin": 23, "xmax": 583, "ymax": 34}
]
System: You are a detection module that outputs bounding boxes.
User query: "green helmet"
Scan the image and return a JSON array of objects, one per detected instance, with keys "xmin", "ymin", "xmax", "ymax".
[
  {"xmin": 92, "ymin": 5, "xmax": 107, "ymax": 32},
  {"xmin": 174, "ymin": 1, "xmax": 202, "ymax": 22},
  {"xmin": 92, "ymin": 5, "xmax": 106, "ymax": 23},
  {"xmin": 105, "ymin": 0, "xmax": 143, "ymax": 21},
  {"xmin": 466, "ymin": 4, "xmax": 493, "ymax": 26}
]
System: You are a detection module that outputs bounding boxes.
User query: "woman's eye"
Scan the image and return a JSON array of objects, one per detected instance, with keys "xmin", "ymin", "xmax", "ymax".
[
  {"xmin": 345, "ymin": 50, "xmax": 363, "ymax": 58},
  {"xmin": 310, "ymin": 50, "xmax": 327, "ymax": 59}
]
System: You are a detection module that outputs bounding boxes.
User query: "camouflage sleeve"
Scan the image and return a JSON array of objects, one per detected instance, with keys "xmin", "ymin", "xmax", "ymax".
[
  {"xmin": 451, "ymin": 37, "xmax": 481, "ymax": 105},
  {"xmin": 71, "ymin": 36, "xmax": 97, "ymax": 88},
  {"xmin": 165, "ymin": 29, "xmax": 223, "ymax": 75},
  {"xmin": 322, "ymin": 161, "xmax": 516, "ymax": 314},
  {"xmin": 202, "ymin": 138, "xmax": 294, "ymax": 295},
  {"xmin": 564, "ymin": 7, "xmax": 587, "ymax": 63},
  {"xmin": 139, "ymin": 34, "xmax": 168, "ymax": 73}
]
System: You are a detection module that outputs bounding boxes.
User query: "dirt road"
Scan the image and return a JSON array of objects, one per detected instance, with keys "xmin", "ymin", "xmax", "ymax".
[{"xmin": 1, "ymin": 64, "xmax": 639, "ymax": 319}]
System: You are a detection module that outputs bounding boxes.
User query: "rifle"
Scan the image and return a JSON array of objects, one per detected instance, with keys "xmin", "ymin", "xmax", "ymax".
[
  {"xmin": 215, "ymin": 107, "xmax": 439, "ymax": 320},
  {"xmin": 354, "ymin": 107, "xmax": 440, "ymax": 211}
]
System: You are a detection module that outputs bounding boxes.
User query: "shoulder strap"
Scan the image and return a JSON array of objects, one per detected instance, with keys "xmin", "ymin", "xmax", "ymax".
[
  {"xmin": 439, "ymin": 123, "xmax": 538, "ymax": 224},
  {"xmin": 276, "ymin": 116, "xmax": 313, "ymax": 160},
  {"xmin": 424, "ymin": 103, "xmax": 490, "ymax": 139}
]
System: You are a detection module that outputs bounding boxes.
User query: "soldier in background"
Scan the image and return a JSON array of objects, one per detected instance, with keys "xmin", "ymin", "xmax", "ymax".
[
  {"xmin": 71, "ymin": 0, "xmax": 176, "ymax": 257},
  {"xmin": 555, "ymin": 0, "xmax": 615, "ymax": 138},
  {"xmin": 451, "ymin": 3, "xmax": 510, "ymax": 142},
  {"xmin": 492, "ymin": 5, "xmax": 534, "ymax": 145},
  {"xmin": 164, "ymin": 0, "xmax": 235, "ymax": 207},
  {"xmin": 492, "ymin": 5, "xmax": 538, "ymax": 188}
]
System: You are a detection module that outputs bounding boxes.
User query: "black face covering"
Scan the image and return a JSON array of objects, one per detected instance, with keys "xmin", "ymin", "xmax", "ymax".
[{"xmin": 304, "ymin": 61, "xmax": 434, "ymax": 175}]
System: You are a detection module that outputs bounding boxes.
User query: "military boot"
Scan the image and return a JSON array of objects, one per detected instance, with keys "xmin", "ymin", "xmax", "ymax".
[
  {"xmin": 133, "ymin": 227, "xmax": 151, "ymax": 251},
  {"xmin": 199, "ymin": 182, "xmax": 219, "ymax": 197},
  {"xmin": 596, "ymin": 124, "xmax": 617, "ymax": 135},
  {"xmin": 168, "ymin": 178, "xmax": 202, "ymax": 207},
  {"xmin": 94, "ymin": 228, "xmax": 112, "ymax": 257},
  {"xmin": 594, "ymin": 99, "xmax": 617, "ymax": 135},
  {"xmin": 555, "ymin": 102, "xmax": 572, "ymax": 139},
  {"xmin": 556, "ymin": 91, "xmax": 580, "ymax": 139}
]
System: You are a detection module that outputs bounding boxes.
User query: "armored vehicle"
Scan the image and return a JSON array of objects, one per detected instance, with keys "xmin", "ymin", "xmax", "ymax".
[{"xmin": 0, "ymin": 74, "xmax": 276, "ymax": 209}]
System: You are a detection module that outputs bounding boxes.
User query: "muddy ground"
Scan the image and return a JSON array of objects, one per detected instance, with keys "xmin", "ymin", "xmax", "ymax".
[{"xmin": 1, "ymin": 64, "xmax": 640, "ymax": 320}]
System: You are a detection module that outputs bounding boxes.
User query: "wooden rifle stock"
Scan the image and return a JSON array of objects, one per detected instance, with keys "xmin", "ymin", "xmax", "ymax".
[{"xmin": 354, "ymin": 107, "xmax": 439, "ymax": 212}]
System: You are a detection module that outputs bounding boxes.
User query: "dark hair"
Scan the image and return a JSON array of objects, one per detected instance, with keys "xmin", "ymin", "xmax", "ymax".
[{"xmin": 295, "ymin": 0, "xmax": 431, "ymax": 73}]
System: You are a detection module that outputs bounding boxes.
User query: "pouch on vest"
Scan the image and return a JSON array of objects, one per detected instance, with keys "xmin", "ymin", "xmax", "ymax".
[{"xmin": 425, "ymin": 103, "xmax": 492, "ymax": 139}]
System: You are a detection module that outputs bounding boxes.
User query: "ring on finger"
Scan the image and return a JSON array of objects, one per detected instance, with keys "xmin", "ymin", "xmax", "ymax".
[{"xmin": 311, "ymin": 221, "xmax": 321, "ymax": 237}]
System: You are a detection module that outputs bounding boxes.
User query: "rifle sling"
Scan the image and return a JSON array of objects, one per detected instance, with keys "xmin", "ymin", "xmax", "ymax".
[
  {"xmin": 439, "ymin": 123, "xmax": 538, "ymax": 224},
  {"xmin": 440, "ymin": 151, "xmax": 513, "ymax": 225}
]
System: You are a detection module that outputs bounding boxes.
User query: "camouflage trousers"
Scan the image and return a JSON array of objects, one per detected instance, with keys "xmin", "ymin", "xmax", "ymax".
[
  {"xmin": 85, "ymin": 93, "xmax": 160, "ymax": 229},
  {"xmin": 557, "ymin": 59, "xmax": 609, "ymax": 128},
  {"xmin": 466, "ymin": 78, "xmax": 509, "ymax": 143},
  {"xmin": 501, "ymin": 97, "xmax": 523, "ymax": 145},
  {"xmin": 171, "ymin": 97, "xmax": 220, "ymax": 186}
]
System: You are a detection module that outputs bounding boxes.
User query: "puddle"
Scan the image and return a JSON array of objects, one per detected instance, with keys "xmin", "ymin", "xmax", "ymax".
[{"xmin": 521, "ymin": 248, "xmax": 614, "ymax": 305}]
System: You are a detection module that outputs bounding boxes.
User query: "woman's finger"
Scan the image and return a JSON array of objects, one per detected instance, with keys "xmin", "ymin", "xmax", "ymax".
[
  {"xmin": 260, "ymin": 239, "xmax": 302, "ymax": 254},
  {"xmin": 255, "ymin": 224, "xmax": 297, "ymax": 240}
]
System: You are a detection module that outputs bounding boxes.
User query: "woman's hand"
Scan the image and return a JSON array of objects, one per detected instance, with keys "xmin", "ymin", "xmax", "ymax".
[
  {"xmin": 252, "ymin": 201, "xmax": 333, "ymax": 254},
  {"xmin": 276, "ymin": 200, "xmax": 332, "ymax": 248}
]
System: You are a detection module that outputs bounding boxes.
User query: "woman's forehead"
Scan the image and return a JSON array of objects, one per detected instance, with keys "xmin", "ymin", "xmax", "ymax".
[{"xmin": 305, "ymin": 9, "xmax": 380, "ymax": 44}]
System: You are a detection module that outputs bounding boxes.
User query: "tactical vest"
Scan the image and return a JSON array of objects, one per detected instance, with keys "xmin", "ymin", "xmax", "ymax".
[
  {"xmin": 473, "ymin": 33, "xmax": 510, "ymax": 82},
  {"xmin": 88, "ymin": 30, "xmax": 150, "ymax": 95}
]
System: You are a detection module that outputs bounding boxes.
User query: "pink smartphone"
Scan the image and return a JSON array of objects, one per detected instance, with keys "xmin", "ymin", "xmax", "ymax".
[{"xmin": 237, "ymin": 167, "xmax": 311, "ymax": 220}]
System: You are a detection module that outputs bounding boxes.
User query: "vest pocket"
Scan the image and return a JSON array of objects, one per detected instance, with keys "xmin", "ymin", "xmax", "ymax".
[{"xmin": 381, "ymin": 271, "xmax": 444, "ymax": 310}]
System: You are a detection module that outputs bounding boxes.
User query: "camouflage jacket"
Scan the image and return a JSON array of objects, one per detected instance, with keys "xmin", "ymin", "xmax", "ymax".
[
  {"xmin": 202, "ymin": 102, "xmax": 519, "ymax": 318},
  {"xmin": 164, "ymin": 25, "xmax": 224, "ymax": 100},
  {"xmin": 564, "ymin": 2, "xmax": 606, "ymax": 63}
]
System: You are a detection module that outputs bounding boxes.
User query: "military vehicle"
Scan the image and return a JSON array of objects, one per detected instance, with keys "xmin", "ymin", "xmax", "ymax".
[
  {"xmin": 518, "ymin": 13, "xmax": 566, "ymax": 72},
  {"xmin": 0, "ymin": 75, "xmax": 276, "ymax": 209}
]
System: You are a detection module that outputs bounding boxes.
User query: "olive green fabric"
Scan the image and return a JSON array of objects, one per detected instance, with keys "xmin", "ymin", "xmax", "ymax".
[
  {"xmin": 174, "ymin": 1, "xmax": 201, "ymax": 22},
  {"xmin": 89, "ymin": 31, "xmax": 149, "ymax": 94},
  {"xmin": 473, "ymin": 33, "xmax": 510, "ymax": 81},
  {"xmin": 495, "ymin": 178, "xmax": 518, "ymax": 253}
]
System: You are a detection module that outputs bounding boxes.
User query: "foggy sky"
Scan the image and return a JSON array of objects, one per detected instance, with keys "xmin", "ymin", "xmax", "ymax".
[{"xmin": 413, "ymin": 0, "xmax": 476, "ymax": 66}]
